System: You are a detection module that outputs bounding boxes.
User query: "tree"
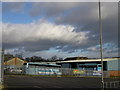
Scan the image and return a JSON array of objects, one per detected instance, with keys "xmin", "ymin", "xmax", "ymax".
[
  {"xmin": 50, "ymin": 55, "xmax": 58, "ymax": 61},
  {"xmin": 25, "ymin": 56, "xmax": 45, "ymax": 62},
  {"xmin": 4, "ymin": 54, "xmax": 14, "ymax": 61},
  {"xmin": 58, "ymin": 57, "xmax": 63, "ymax": 61}
]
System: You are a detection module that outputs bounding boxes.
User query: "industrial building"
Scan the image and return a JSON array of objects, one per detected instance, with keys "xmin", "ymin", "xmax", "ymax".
[
  {"xmin": 4, "ymin": 57, "xmax": 120, "ymax": 77},
  {"xmin": 56, "ymin": 57, "xmax": 120, "ymax": 76}
]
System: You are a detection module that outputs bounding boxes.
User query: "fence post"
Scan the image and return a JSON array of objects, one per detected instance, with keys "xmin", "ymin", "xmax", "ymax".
[
  {"xmin": 118, "ymin": 81, "xmax": 119, "ymax": 87},
  {"xmin": 106, "ymin": 82, "xmax": 107, "ymax": 88},
  {"xmin": 104, "ymin": 82, "xmax": 107, "ymax": 88},
  {"xmin": 110, "ymin": 82, "xmax": 112, "ymax": 88}
]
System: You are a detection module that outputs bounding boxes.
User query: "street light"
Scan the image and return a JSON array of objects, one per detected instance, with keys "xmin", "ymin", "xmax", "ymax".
[
  {"xmin": 0, "ymin": 49, "xmax": 4, "ymax": 89},
  {"xmin": 98, "ymin": 0, "xmax": 104, "ymax": 89}
]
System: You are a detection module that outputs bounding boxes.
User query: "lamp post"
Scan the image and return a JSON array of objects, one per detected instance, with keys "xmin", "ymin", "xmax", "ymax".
[
  {"xmin": 98, "ymin": 0, "xmax": 104, "ymax": 89},
  {"xmin": 0, "ymin": 49, "xmax": 4, "ymax": 89}
]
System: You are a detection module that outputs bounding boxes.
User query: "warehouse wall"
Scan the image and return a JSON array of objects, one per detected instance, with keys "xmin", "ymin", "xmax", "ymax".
[
  {"xmin": 107, "ymin": 59, "xmax": 120, "ymax": 71},
  {"xmin": 61, "ymin": 63, "xmax": 70, "ymax": 68},
  {"xmin": 107, "ymin": 59, "xmax": 120, "ymax": 76}
]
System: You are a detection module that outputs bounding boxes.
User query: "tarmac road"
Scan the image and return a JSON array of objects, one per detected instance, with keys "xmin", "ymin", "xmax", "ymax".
[{"xmin": 4, "ymin": 75, "xmax": 119, "ymax": 89}]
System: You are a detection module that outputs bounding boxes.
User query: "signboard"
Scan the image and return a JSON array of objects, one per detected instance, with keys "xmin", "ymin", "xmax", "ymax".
[
  {"xmin": 97, "ymin": 67, "xmax": 102, "ymax": 71},
  {"xmin": 73, "ymin": 70, "xmax": 85, "ymax": 74}
]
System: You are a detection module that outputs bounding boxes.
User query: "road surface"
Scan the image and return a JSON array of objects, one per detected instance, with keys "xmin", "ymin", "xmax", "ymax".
[{"xmin": 4, "ymin": 75, "xmax": 119, "ymax": 89}]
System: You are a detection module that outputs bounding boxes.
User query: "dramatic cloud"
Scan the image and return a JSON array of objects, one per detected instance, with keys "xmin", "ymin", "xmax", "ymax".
[
  {"xmin": 29, "ymin": 2, "xmax": 118, "ymax": 45},
  {"xmin": 30, "ymin": 2, "xmax": 81, "ymax": 17},
  {"xmin": 3, "ymin": 19, "xmax": 89, "ymax": 52},
  {"xmin": 2, "ymin": 2, "xmax": 118, "ymax": 58}
]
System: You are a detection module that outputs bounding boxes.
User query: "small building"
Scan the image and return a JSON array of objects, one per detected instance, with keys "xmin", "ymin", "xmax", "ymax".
[{"xmin": 4, "ymin": 57, "xmax": 26, "ymax": 73}]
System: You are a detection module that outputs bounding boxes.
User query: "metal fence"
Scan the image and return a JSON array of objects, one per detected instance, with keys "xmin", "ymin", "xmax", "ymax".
[
  {"xmin": 60, "ymin": 68, "xmax": 110, "ymax": 77},
  {"xmin": 104, "ymin": 81, "xmax": 120, "ymax": 88},
  {"xmin": 4, "ymin": 67, "xmax": 23, "ymax": 75},
  {"xmin": 4, "ymin": 66, "xmax": 110, "ymax": 77},
  {"xmin": 24, "ymin": 67, "xmax": 110, "ymax": 77}
]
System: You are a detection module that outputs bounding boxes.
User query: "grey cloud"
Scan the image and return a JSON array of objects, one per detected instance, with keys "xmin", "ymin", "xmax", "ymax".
[
  {"xmin": 2, "ymin": 2, "xmax": 25, "ymax": 13},
  {"xmin": 87, "ymin": 42, "xmax": 118, "ymax": 55},
  {"xmin": 29, "ymin": 2, "xmax": 81, "ymax": 17},
  {"xmin": 2, "ymin": 2, "xmax": 118, "ymax": 58},
  {"xmin": 46, "ymin": 2, "xmax": 118, "ymax": 53},
  {"xmin": 2, "ymin": 20, "xmax": 89, "ymax": 53}
]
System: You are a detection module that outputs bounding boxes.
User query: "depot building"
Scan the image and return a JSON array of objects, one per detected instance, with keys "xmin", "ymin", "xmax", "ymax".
[{"xmin": 56, "ymin": 57, "xmax": 120, "ymax": 76}]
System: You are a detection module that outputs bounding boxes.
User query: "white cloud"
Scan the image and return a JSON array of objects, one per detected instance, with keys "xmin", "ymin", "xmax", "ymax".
[
  {"xmin": 87, "ymin": 46, "xmax": 99, "ymax": 52},
  {"xmin": 2, "ymin": 2, "xmax": 118, "ymax": 58},
  {"xmin": 3, "ymin": 19, "xmax": 89, "ymax": 50}
]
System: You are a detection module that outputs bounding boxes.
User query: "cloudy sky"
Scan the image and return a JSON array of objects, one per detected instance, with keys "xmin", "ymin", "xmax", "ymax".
[{"xmin": 2, "ymin": 1, "xmax": 118, "ymax": 59}]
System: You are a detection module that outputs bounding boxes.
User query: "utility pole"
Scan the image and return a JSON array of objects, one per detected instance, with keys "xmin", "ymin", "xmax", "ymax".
[{"xmin": 98, "ymin": 0, "xmax": 104, "ymax": 89}]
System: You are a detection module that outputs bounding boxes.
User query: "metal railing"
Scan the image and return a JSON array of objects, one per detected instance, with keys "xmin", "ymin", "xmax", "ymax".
[{"xmin": 104, "ymin": 81, "xmax": 120, "ymax": 88}]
